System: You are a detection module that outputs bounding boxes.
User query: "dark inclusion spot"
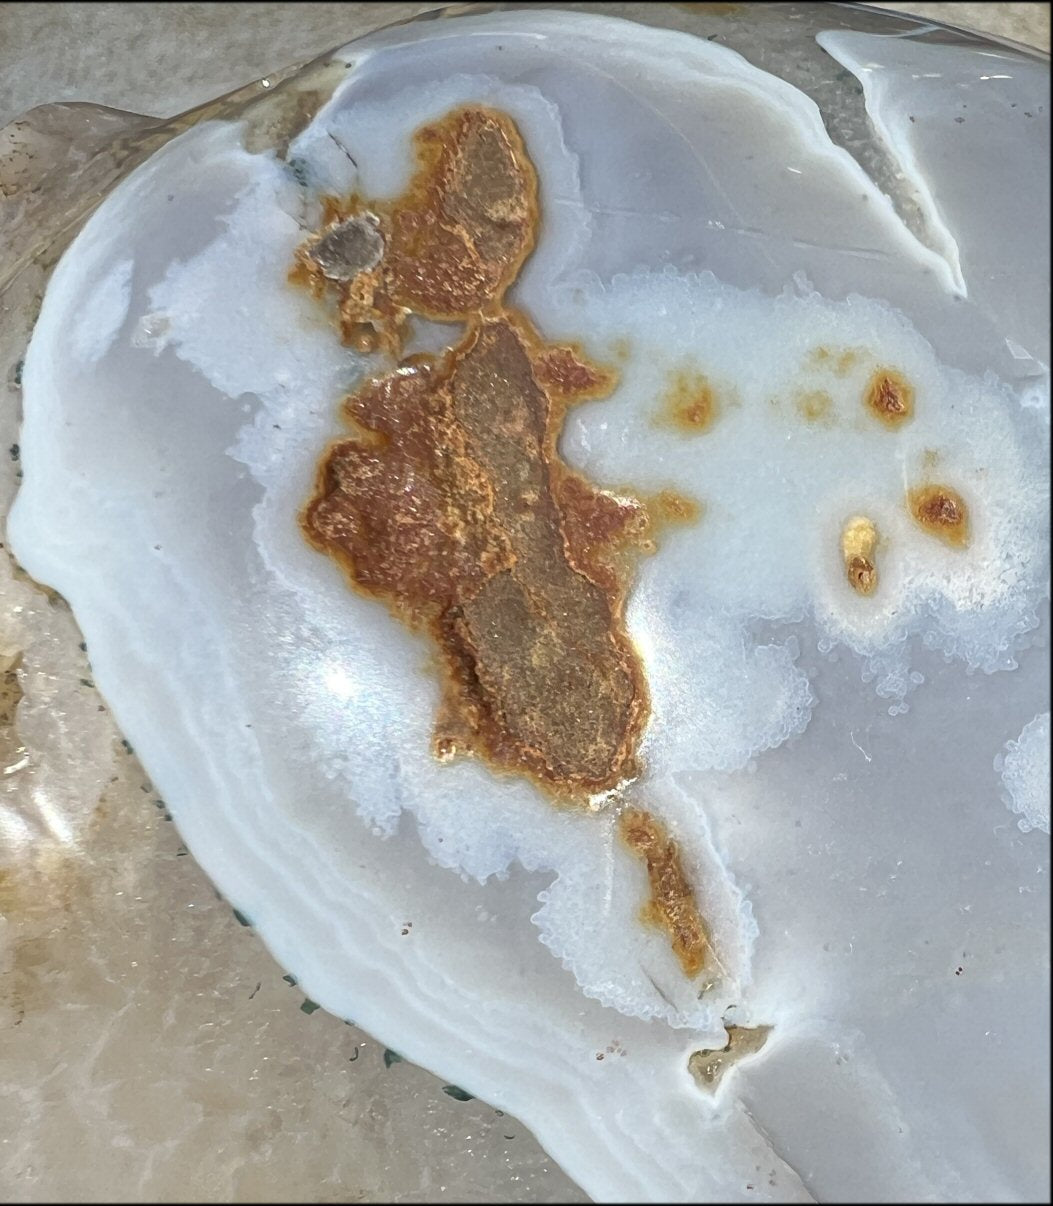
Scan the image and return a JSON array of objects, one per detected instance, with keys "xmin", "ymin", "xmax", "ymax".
[
  {"xmin": 306, "ymin": 214, "xmax": 384, "ymax": 282},
  {"xmin": 442, "ymin": 1084, "xmax": 475, "ymax": 1101}
]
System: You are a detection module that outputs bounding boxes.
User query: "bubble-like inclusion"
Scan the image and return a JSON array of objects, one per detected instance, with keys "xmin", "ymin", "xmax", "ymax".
[
  {"xmin": 998, "ymin": 712, "xmax": 1051, "ymax": 835},
  {"xmin": 794, "ymin": 388, "xmax": 834, "ymax": 426}
]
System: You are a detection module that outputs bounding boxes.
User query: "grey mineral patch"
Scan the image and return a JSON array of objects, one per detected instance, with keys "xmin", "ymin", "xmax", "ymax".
[{"xmin": 307, "ymin": 214, "xmax": 384, "ymax": 282}]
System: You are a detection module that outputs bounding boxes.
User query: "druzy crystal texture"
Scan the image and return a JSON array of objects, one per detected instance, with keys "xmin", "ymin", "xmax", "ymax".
[{"xmin": 3, "ymin": 4, "xmax": 1049, "ymax": 1202}]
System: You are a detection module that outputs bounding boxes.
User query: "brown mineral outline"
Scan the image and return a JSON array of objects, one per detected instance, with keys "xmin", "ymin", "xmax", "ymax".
[{"xmin": 295, "ymin": 104, "xmax": 710, "ymax": 978}]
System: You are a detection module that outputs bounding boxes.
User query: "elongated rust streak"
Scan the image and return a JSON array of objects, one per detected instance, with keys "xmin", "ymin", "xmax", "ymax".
[
  {"xmin": 306, "ymin": 312, "xmax": 650, "ymax": 797},
  {"xmin": 619, "ymin": 808, "xmax": 711, "ymax": 978}
]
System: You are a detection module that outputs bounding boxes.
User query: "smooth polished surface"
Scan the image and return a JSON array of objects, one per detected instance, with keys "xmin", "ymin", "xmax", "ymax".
[
  {"xmin": 0, "ymin": 2, "xmax": 1048, "ymax": 128},
  {"xmin": 1, "ymin": 4, "xmax": 1049, "ymax": 1203}
]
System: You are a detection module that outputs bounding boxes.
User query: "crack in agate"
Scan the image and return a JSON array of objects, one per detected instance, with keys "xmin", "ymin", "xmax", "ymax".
[{"xmin": 295, "ymin": 103, "xmax": 715, "ymax": 982}]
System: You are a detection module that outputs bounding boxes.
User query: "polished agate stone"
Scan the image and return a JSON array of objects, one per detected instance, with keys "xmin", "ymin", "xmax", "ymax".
[{"xmin": 3, "ymin": 4, "xmax": 1049, "ymax": 1202}]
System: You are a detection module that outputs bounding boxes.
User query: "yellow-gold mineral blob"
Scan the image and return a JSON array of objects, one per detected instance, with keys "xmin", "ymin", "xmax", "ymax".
[{"xmin": 841, "ymin": 515, "xmax": 880, "ymax": 596}]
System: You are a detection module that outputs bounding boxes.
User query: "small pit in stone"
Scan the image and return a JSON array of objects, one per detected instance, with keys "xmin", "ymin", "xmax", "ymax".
[
  {"xmin": 305, "ymin": 215, "xmax": 385, "ymax": 282},
  {"xmin": 689, "ymin": 1024, "xmax": 772, "ymax": 1091}
]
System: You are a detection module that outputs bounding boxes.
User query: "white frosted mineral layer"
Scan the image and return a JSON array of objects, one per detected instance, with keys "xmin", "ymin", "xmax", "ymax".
[
  {"xmin": 998, "ymin": 712, "xmax": 1051, "ymax": 834},
  {"xmin": 7, "ymin": 9, "xmax": 1050, "ymax": 1204}
]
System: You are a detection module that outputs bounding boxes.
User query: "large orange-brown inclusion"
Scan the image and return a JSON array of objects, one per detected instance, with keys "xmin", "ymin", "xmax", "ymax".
[{"xmin": 297, "ymin": 106, "xmax": 709, "ymax": 976}]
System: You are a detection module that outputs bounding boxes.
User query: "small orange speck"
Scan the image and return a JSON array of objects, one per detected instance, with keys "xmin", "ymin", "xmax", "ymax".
[
  {"xmin": 651, "ymin": 489, "xmax": 703, "ymax": 529},
  {"xmin": 808, "ymin": 345, "xmax": 862, "ymax": 376},
  {"xmin": 865, "ymin": 369, "xmax": 914, "ymax": 427},
  {"xmin": 795, "ymin": 389, "xmax": 834, "ymax": 425},
  {"xmin": 656, "ymin": 368, "xmax": 719, "ymax": 434},
  {"xmin": 908, "ymin": 484, "xmax": 970, "ymax": 547},
  {"xmin": 835, "ymin": 349, "xmax": 861, "ymax": 376}
]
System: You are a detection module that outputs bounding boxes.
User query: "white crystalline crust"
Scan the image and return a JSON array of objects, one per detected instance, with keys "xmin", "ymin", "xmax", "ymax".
[
  {"xmin": 7, "ymin": 10, "xmax": 1050, "ymax": 1204},
  {"xmin": 998, "ymin": 712, "xmax": 1051, "ymax": 834},
  {"xmin": 551, "ymin": 271, "xmax": 1048, "ymax": 696}
]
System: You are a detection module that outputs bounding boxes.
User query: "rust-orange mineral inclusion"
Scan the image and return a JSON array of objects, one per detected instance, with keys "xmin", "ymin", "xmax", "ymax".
[{"xmin": 295, "ymin": 106, "xmax": 710, "ymax": 979}]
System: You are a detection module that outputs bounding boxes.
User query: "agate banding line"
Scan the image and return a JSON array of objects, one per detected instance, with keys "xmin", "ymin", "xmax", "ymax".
[{"xmin": 295, "ymin": 106, "xmax": 714, "ymax": 980}]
